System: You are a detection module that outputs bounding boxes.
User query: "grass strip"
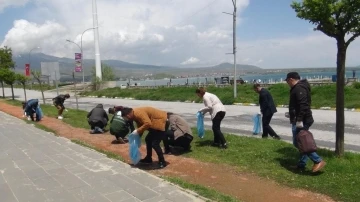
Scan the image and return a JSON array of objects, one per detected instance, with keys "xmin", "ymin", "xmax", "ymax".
[{"xmin": 3, "ymin": 99, "xmax": 360, "ymax": 201}]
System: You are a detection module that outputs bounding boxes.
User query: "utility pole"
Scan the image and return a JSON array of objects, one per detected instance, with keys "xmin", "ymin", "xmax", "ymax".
[
  {"xmin": 223, "ymin": 0, "xmax": 237, "ymax": 98},
  {"xmin": 72, "ymin": 71, "xmax": 79, "ymax": 110},
  {"xmin": 81, "ymin": 27, "xmax": 95, "ymax": 84},
  {"xmin": 92, "ymin": 0, "xmax": 102, "ymax": 80}
]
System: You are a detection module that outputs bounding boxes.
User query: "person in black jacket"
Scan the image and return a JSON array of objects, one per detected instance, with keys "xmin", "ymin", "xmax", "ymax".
[
  {"xmin": 87, "ymin": 104, "xmax": 109, "ymax": 134},
  {"xmin": 285, "ymin": 72, "xmax": 326, "ymax": 173},
  {"xmin": 52, "ymin": 94, "xmax": 70, "ymax": 120},
  {"xmin": 254, "ymin": 84, "xmax": 281, "ymax": 139}
]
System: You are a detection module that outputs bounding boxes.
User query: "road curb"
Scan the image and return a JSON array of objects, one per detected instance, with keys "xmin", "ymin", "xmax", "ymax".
[
  {"xmin": 234, "ymin": 103, "xmax": 360, "ymax": 112},
  {"xmin": 82, "ymin": 96, "xmax": 360, "ymax": 112}
]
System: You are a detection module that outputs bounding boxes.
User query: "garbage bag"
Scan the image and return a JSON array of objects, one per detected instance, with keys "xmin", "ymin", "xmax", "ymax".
[
  {"xmin": 196, "ymin": 112, "xmax": 205, "ymax": 138},
  {"xmin": 35, "ymin": 105, "xmax": 43, "ymax": 121},
  {"xmin": 128, "ymin": 133, "xmax": 141, "ymax": 165},
  {"xmin": 252, "ymin": 113, "xmax": 262, "ymax": 135}
]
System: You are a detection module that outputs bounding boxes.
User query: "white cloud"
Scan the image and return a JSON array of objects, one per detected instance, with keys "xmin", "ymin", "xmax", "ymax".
[
  {"xmin": 181, "ymin": 57, "xmax": 200, "ymax": 65},
  {"xmin": 236, "ymin": 33, "xmax": 360, "ymax": 68},
  {"xmin": 2, "ymin": 20, "xmax": 67, "ymax": 53},
  {"xmin": 1, "ymin": 0, "xmax": 360, "ymax": 68},
  {"xmin": 1, "ymin": 0, "xmax": 250, "ymax": 66},
  {"xmin": 0, "ymin": 0, "xmax": 28, "ymax": 13}
]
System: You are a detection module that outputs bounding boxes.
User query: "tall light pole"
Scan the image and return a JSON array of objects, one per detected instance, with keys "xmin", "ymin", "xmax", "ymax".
[
  {"xmin": 28, "ymin": 47, "xmax": 40, "ymax": 68},
  {"xmin": 28, "ymin": 47, "xmax": 40, "ymax": 89},
  {"xmin": 223, "ymin": 0, "xmax": 237, "ymax": 98},
  {"xmin": 92, "ymin": 0, "xmax": 102, "ymax": 80},
  {"xmin": 66, "ymin": 28, "xmax": 95, "ymax": 85},
  {"xmin": 81, "ymin": 27, "xmax": 95, "ymax": 83}
]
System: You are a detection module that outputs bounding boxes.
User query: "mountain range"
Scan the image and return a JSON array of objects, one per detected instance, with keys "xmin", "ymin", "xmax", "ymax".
[{"xmin": 13, "ymin": 53, "xmax": 262, "ymax": 79}]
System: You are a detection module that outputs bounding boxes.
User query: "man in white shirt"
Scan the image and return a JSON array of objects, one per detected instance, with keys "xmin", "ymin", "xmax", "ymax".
[{"xmin": 196, "ymin": 87, "xmax": 227, "ymax": 149}]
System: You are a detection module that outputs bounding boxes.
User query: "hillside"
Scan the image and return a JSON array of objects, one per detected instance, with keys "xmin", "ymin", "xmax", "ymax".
[{"xmin": 13, "ymin": 53, "xmax": 262, "ymax": 80}]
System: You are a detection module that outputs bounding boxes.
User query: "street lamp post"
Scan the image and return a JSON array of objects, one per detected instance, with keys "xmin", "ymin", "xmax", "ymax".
[
  {"xmin": 80, "ymin": 27, "xmax": 95, "ymax": 84},
  {"xmin": 223, "ymin": 0, "xmax": 237, "ymax": 98},
  {"xmin": 28, "ymin": 47, "xmax": 40, "ymax": 69},
  {"xmin": 67, "ymin": 27, "xmax": 95, "ymax": 85},
  {"xmin": 28, "ymin": 47, "xmax": 40, "ymax": 89}
]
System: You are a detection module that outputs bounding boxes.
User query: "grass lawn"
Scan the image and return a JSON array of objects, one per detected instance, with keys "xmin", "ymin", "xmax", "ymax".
[
  {"xmin": 81, "ymin": 83, "xmax": 360, "ymax": 108},
  {"xmin": 3, "ymin": 99, "xmax": 360, "ymax": 202}
]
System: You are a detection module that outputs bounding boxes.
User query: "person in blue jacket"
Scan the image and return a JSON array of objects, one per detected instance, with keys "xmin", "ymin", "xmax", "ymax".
[{"xmin": 24, "ymin": 99, "xmax": 40, "ymax": 121}]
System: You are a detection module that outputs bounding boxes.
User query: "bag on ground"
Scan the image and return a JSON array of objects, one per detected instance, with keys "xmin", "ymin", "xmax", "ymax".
[
  {"xmin": 252, "ymin": 114, "xmax": 262, "ymax": 135},
  {"xmin": 196, "ymin": 112, "xmax": 205, "ymax": 138},
  {"xmin": 296, "ymin": 130, "xmax": 317, "ymax": 153},
  {"xmin": 128, "ymin": 134, "xmax": 141, "ymax": 165}
]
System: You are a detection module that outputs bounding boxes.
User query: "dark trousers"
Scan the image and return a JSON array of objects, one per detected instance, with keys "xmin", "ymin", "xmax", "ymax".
[
  {"xmin": 163, "ymin": 131, "xmax": 175, "ymax": 152},
  {"xmin": 163, "ymin": 131, "xmax": 193, "ymax": 151},
  {"xmin": 145, "ymin": 129, "xmax": 165, "ymax": 163},
  {"xmin": 212, "ymin": 111, "xmax": 226, "ymax": 145},
  {"xmin": 88, "ymin": 120, "xmax": 105, "ymax": 130},
  {"xmin": 262, "ymin": 113, "xmax": 278, "ymax": 138}
]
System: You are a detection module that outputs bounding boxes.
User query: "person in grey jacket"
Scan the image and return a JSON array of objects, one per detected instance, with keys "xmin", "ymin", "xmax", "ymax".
[
  {"xmin": 196, "ymin": 87, "xmax": 227, "ymax": 149},
  {"xmin": 163, "ymin": 113, "xmax": 193, "ymax": 154},
  {"xmin": 87, "ymin": 104, "xmax": 109, "ymax": 134}
]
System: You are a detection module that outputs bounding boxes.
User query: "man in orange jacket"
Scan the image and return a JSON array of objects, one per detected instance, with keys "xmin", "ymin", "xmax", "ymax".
[{"xmin": 121, "ymin": 107, "xmax": 168, "ymax": 169}]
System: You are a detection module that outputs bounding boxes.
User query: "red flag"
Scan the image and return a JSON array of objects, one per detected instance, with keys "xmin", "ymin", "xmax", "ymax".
[{"xmin": 25, "ymin": 64, "xmax": 30, "ymax": 76}]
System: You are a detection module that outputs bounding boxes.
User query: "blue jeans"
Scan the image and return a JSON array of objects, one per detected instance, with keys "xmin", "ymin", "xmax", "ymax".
[{"xmin": 292, "ymin": 123, "xmax": 322, "ymax": 168}]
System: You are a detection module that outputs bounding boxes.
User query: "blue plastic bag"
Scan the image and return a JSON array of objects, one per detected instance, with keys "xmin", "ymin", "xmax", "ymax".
[
  {"xmin": 196, "ymin": 112, "xmax": 205, "ymax": 138},
  {"xmin": 128, "ymin": 134, "xmax": 141, "ymax": 165},
  {"xmin": 35, "ymin": 105, "xmax": 43, "ymax": 121},
  {"xmin": 252, "ymin": 114, "xmax": 262, "ymax": 135}
]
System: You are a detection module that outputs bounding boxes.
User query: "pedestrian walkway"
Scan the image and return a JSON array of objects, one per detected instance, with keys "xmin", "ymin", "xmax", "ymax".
[{"xmin": 0, "ymin": 111, "xmax": 204, "ymax": 202}]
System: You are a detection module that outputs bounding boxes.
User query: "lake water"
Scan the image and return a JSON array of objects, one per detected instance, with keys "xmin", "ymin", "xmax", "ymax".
[{"xmin": 117, "ymin": 70, "xmax": 358, "ymax": 87}]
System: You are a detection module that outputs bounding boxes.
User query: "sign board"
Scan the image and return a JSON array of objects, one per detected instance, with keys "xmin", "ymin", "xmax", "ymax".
[
  {"xmin": 41, "ymin": 62, "xmax": 60, "ymax": 81},
  {"xmin": 25, "ymin": 64, "xmax": 30, "ymax": 76},
  {"xmin": 75, "ymin": 53, "xmax": 82, "ymax": 72}
]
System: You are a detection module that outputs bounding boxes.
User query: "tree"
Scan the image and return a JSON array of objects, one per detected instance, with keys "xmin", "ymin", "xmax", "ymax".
[
  {"xmin": 0, "ymin": 69, "xmax": 7, "ymax": 98},
  {"xmin": 16, "ymin": 73, "xmax": 30, "ymax": 101},
  {"xmin": 1, "ymin": 69, "xmax": 17, "ymax": 100},
  {"xmin": 91, "ymin": 64, "xmax": 115, "ymax": 90},
  {"xmin": 291, "ymin": 0, "xmax": 360, "ymax": 156},
  {"xmin": 31, "ymin": 70, "xmax": 46, "ymax": 104},
  {"xmin": 0, "ymin": 46, "xmax": 15, "ymax": 98}
]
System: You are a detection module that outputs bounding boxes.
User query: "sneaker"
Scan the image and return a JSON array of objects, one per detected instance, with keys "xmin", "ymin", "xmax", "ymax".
[
  {"xmin": 183, "ymin": 145, "xmax": 191, "ymax": 151},
  {"xmin": 290, "ymin": 165, "xmax": 306, "ymax": 172},
  {"xmin": 273, "ymin": 136, "xmax": 281, "ymax": 140},
  {"xmin": 164, "ymin": 150, "xmax": 172, "ymax": 155},
  {"xmin": 116, "ymin": 137, "xmax": 126, "ymax": 144},
  {"xmin": 262, "ymin": 136, "xmax": 268, "ymax": 139},
  {"xmin": 211, "ymin": 142, "xmax": 220, "ymax": 147},
  {"xmin": 139, "ymin": 157, "xmax": 153, "ymax": 164},
  {"xmin": 312, "ymin": 161, "xmax": 326, "ymax": 172},
  {"xmin": 220, "ymin": 144, "xmax": 228, "ymax": 149},
  {"xmin": 90, "ymin": 130, "xmax": 95, "ymax": 134},
  {"xmin": 57, "ymin": 116, "xmax": 63, "ymax": 120},
  {"xmin": 97, "ymin": 128, "xmax": 104, "ymax": 133},
  {"xmin": 158, "ymin": 161, "xmax": 167, "ymax": 169}
]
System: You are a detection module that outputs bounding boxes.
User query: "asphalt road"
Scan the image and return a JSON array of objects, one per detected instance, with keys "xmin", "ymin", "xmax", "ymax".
[{"xmin": 4, "ymin": 88, "xmax": 360, "ymax": 152}]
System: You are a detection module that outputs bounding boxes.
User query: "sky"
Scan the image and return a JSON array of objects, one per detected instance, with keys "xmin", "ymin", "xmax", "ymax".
[{"xmin": 0, "ymin": 0, "xmax": 359, "ymax": 69}]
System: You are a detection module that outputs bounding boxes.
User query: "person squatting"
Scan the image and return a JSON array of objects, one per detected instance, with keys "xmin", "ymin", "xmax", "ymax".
[{"xmin": 41, "ymin": 72, "xmax": 325, "ymax": 172}]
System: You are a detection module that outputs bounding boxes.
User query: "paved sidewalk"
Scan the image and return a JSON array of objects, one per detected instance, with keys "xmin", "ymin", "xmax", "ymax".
[{"xmin": 0, "ymin": 111, "xmax": 204, "ymax": 202}]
